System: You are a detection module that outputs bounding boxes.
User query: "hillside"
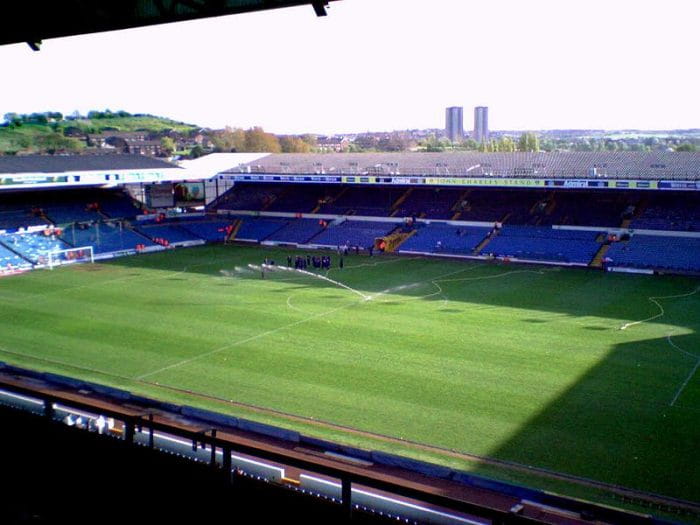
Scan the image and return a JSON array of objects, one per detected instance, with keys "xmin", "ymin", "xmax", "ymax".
[{"xmin": 0, "ymin": 111, "xmax": 200, "ymax": 155}]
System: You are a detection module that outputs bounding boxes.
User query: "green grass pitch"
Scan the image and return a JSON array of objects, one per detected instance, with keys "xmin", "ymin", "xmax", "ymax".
[{"xmin": 0, "ymin": 244, "xmax": 698, "ymax": 505}]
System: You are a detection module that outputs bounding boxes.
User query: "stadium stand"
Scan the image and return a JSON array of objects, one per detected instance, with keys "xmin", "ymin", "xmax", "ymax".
[
  {"xmin": 482, "ymin": 226, "xmax": 603, "ymax": 264},
  {"xmin": 310, "ymin": 220, "xmax": 397, "ymax": 248},
  {"xmin": 454, "ymin": 190, "xmax": 541, "ymax": 223},
  {"xmin": 606, "ymin": 235, "xmax": 700, "ymax": 272},
  {"xmin": 60, "ymin": 222, "xmax": 156, "ymax": 254},
  {"xmin": 210, "ymin": 183, "xmax": 286, "ymax": 211},
  {"xmin": 0, "ymin": 204, "xmax": 47, "ymax": 230},
  {"xmin": 178, "ymin": 219, "xmax": 235, "ymax": 242},
  {"xmin": 0, "ymin": 188, "xmax": 145, "ymax": 229},
  {"xmin": 392, "ymin": 188, "xmax": 462, "ymax": 219},
  {"xmin": 227, "ymin": 151, "xmax": 700, "ymax": 179},
  {"xmin": 235, "ymin": 217, "xmax": 290, "ymax": 241},
  {"xmin": 632, "ymin": 193, "xmax": 700, "ymax": 231},
  {"xmin": 0, "ymin": 241, "xmax": 32, "ymax": 270},
  {"xmin": 541, "ymin": 191, "xmax": 633, "ymax": 227},
  {"xmin": 265, "ymin": 184, "xmax": 332, "ymax": 213},
  {"xmin": 264, "ymin": 218, "xmax": 326, "ymax": 244},
  {"xmin": 0, "ymin": 232, "xmax": 70, "ymax": 264},
  {"xmin": 317, "ymin": 186, "xmax": 403, "ymax": 216},
  {"xmin": 399, "ymin": 223, "xmax": 491, "ymax": 256},
  {"xmin": 136, "ymin": 223, "xmax": 204, "ymax": 244},
  {"xmin": 98, "ymin": 192, "xmax": 143, "ymax": 219}
]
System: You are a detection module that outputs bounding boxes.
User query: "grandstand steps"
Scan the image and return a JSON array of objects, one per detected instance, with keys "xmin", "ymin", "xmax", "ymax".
[
  {"xmin": 473, "ymin": 228, "xmax": 497, "ymax": 255},
  {"xmin": 261, "ymin": 197, "xmax": 276, "ymax": 212},
  {"xmin": 450, "ymin": 190, "xmax": 471, "ymax": 219},
  {"xmin": 529, "ymin": 199, "xmax": 543, "ymax": 215},
  {"xmin": 206, "ymin": 189, "xmax": 234, "ymax": 210},
  {"xmin": 390, "ymin": 188, "xmax": 413, "ymax": 215},
  {"xmin": 623, "ymin": 197, "xmax": 648, "ymax": 228},
  {"xmin": 225, "ymin": 219, "xmax": 243, "ymax": 243},
  {"xmin": 590, "ymin": 243, "xmax": 611, "ymax": 268},
  {"xmin": 544, "ymin": 195, "xmax": 557, "ymax": 215},
  {"xmin": 332, "ymin": 187, "xmax": 349, "ymax": 203},
  {"xmin": 259, "ymin": 222, "xmax": 292, "ymax": 242},
  {"xmin": 377, "ymin": 229, "xmax": 416, "ymax": 253}
]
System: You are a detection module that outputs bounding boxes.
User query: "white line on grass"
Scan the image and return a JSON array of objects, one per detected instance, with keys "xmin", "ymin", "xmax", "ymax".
[
  {"xmin": 286, "ymin": 295, "xmax": 307, "ymax": 313},
  {"xmin": 137, "ymin": 264, "xmax": 479, "ymax": 380},
  {"xmin": 135, "ymin": 301, "xmax": 357, "ymax": 380},
  {"xmin": 670, "ymin": 360, "xmax": 700, "ymax": 407},
  {"xmin": 663, "ymin": 332, "xmax": 700, "ymax": 407},
  {"xmin": 619, "ymin": 286, "xmax": 700, "ymax": 331},
  {"xmin": 666, "ymin": 334, "xmax": 699, "ymax": 360},
  {"xmin": 433, "ymin": 268, "xmax": 553, "ymax": 284},
  {"xmin": 327, "ymin": 256, "xmax": 421, "ymax": 273}
]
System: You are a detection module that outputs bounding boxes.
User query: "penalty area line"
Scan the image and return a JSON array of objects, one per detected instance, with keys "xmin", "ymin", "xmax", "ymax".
[
  {"xmin": 670, "ymin": 359, "xmax": 700, "ymax": 407},
  {"xmin": 619, "ymin": 286, "xmax": 700, "ymax": 331}
]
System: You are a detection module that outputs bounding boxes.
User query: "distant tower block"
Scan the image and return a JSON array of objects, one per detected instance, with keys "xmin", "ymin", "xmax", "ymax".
[
  {"xmin": 445, "ymin": 106, "xmax": 464, "ymax": 142},
  {"xmin": 474, "ymin": 106, "xmax": 489, "ymax": 143}
]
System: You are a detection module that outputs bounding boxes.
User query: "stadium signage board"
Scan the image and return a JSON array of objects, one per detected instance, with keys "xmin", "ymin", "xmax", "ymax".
[
  {"xmin": 224, "ymin": 173, "xmax": 700, "ymax": 191},
  {"xmin": 1, "ymin": 174, "xmax": 69, "ymax": 185},
  {"xmin": 0, "ymin": 169, "xmax": 189, "ymax": 190},
  {"xmin": 659, "ymin": 181, "xmax": 700, "ymax": 189}
]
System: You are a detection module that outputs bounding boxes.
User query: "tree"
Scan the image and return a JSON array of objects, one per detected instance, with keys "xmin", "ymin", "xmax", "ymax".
[
  {"xmin": 245, "ymin": 127, "xmax": 281, "ymax": 152},
  {"xmin": 353, "ymin": 134, "xmax": 379, "ymax": 151},
  {"xmin": 189, "ymin": 145, "xmax": 205, "ymax": 158},
  {"xmin": 518, "ymin": 132, "xmax": 540, "ymax": 152},
  {"xmin": 3, "ymin": 112, "xmax": 19, "ymax": 125},
  {"xmin": 300, "ymin": 134, "xmax": 317, "ymax": 149},
  {"xmin": 280, "ymin": 136, "xmax": 312, "ymax": 153},
  {"xmin": 460, "ymin": 138, "xmax": 479, "ymax": 150},
  {"xmin": 377, "ymin": 133, "xmax": 409, "ymax": 152},
  {"xmin": 210, "ymin": 126, "xmax": 246, "ymax": 152},
  {"xmin": 675, "ymin": 143, "xmax": 697, "ymax": 152},
  {"xmin": 160, "ymin": 136, "xmax": 176, "ymax": 156},
  {"xmin": 498, "ymin": 136, "xmax": 516, "ymax": 152}
]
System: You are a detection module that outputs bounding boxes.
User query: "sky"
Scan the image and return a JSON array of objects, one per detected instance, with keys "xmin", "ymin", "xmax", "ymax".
[{"xmin": 0, "ymin": 0, "xmax": 698, "ymax": 135}]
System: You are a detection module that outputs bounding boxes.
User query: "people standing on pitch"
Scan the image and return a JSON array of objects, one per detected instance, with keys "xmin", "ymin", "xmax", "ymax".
[
  {"xmin": 287, "ymin": 255, "xmax": 292, "ymax": 267},
  {"xmin": 339, "ymin": 257, "xmax": 344, "ymax": 269}
]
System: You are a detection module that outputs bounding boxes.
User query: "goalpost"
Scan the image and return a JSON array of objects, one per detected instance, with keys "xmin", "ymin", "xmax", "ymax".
[{"xmin": 46, "ymin": 246, "xmax": 95, "ymax": 269}]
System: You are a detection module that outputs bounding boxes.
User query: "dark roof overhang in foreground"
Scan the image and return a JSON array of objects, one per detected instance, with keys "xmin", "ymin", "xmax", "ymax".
[{"xmin": 0, "ymin": 0, "xmax": 338, "ymax": 50}]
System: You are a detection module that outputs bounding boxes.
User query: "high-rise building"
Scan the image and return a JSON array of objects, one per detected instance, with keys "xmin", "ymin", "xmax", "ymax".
[
  {"xmin": 474, "ymin": 106, "xmax": 489, "ymax": 143},
  {"xmin": 445, "ymin": 106, "xmax": 463, "ymax": 142}
]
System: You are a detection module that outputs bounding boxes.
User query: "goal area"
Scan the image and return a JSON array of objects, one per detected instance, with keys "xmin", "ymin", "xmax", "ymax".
[{"xmin": 47, "ymin": 246, "xmax": 95, "ymax": 269}]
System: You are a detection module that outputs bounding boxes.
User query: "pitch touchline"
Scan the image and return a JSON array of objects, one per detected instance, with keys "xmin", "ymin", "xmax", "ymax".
[
  {"xmin": 137, "ymin": 264, "xmax": 478, "ymax": 380},
  {"xmin": 665, "ymin": 332, "xmax": 700, "ymax": 407}
]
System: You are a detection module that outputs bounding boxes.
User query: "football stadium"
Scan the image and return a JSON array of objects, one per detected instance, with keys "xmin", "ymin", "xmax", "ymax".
[{"xmin": 1, "ymin": 151, "xmax": 699, "ymax": 524}]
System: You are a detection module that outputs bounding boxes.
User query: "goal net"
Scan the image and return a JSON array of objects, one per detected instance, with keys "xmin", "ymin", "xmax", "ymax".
[{"xmin": 46, "ymin": 246, "xmax": 95, "ymax": 269}]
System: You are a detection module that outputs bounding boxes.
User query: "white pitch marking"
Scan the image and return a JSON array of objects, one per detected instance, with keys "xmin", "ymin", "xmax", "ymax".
[
  {"xmin": 251, "ymin": 264, "xmax": 371, "ymax": 300},
  {"xmin": 136, "ymin": 264, "xmax": 480, "ymax": 380},
  {"xmin": 670, "ymin": 360, "xmax": 700, "ymax": 407},
  {"xmin": 619, "ymin": 286, "xmax": 700, "ymax": 331}
]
